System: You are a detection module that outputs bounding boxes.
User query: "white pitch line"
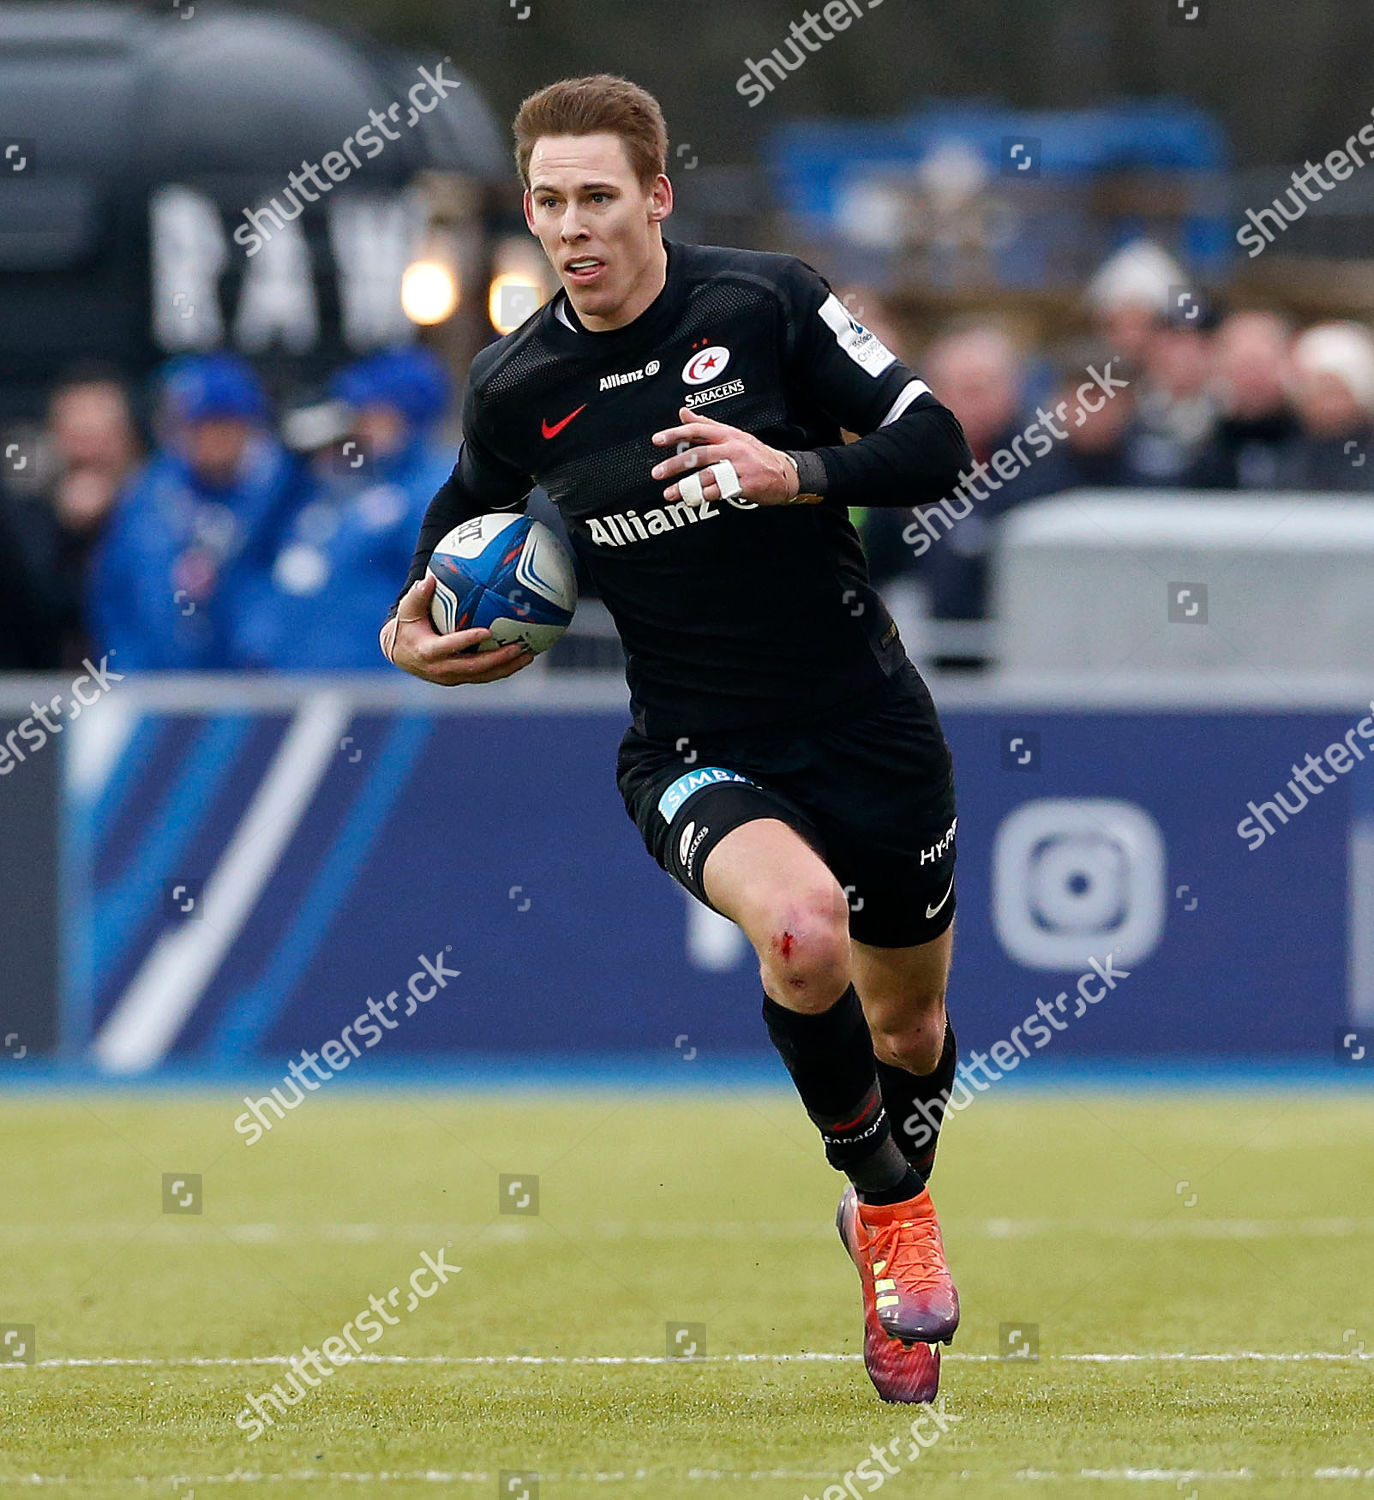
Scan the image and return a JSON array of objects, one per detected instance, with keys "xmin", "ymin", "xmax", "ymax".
[
  {"xmin": 0, "ymin": 1473, "xmax": 842, "ymax": 1488},
  {"xmin": 7, "ymin": 1350, "xmax": 1373, "ymax": 1371},
  {"xmin": 0, "ymin": 1220, "xmax": 830, "ymax": 1244},
  {"xmin": 2, "ymin": 1216, "xmax": 1373, "ymax": 1244},
  {"xmin": 1020, "ymin": 1471, "xmax": 1258, "ymax": 1483},
  {"xmin": 3, "ymin": 1470, "xmax": 1374, "ymax": 1488},
  {"xmin": 979, "ymin": 1216, "xmax": 1374, "ymax": 1240},
  {"xmin": 1081, "ymin": 1471, "xmax": 1254, "ymax": 1482},
  {"xmin": 1021, "ymin": 1471, "xmax": 1255, "ymax": 1483}
]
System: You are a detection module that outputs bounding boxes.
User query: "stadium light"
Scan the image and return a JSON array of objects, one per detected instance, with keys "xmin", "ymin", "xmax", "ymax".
[
  {"xmin": 488, "ymin": 271, "xmax": 544, "ymax": 335},
  {"xmin": 401, "ymin": 259, "xmax": 461, "ymax": 326}
]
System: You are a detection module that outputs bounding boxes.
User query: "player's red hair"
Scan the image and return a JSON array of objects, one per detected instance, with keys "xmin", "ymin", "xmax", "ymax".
[{"xmin": 513, "ymin": 75, "xmax": 668, "ymax": 190}]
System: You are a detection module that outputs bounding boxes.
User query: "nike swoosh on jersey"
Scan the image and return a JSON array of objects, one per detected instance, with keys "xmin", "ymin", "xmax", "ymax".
[
  {"xmin": 925, "ymin": 877, "xmax": 955, "ymax": 920},
  {"xmin": 541, "ymin": 404, "xmax": 588, "ymax": 440}
]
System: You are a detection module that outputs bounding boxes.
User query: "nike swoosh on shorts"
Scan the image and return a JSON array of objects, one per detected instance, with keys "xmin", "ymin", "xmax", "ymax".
[{"xmin": 925, "ymin": 877, "xmax": 954, "ymax": 920}]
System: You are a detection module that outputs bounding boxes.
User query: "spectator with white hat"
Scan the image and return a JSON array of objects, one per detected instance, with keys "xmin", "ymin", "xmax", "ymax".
[{"xmin": 1274, "ymin": 321, "xmax": 1374, "ymax": 492}]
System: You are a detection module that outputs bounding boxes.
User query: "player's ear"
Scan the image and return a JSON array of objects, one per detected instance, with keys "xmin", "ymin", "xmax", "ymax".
[
  {"xmin": 648, "ymin": 173, "xmax": 673, "ymax": 222},
  {"xmin": 522, "ymin": 188, "xmax": 537, "ymax": 235}
]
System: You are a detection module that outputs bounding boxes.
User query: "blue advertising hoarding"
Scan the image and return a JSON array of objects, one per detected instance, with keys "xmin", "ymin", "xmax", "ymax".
[{"xmin": 49, "ymin": 681, "xmax": 1373, "ymax": 1072}]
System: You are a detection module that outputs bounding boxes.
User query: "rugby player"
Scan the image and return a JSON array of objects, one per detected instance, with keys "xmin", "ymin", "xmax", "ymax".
[{"xmin": 382, "ymin": 75, "xmax": 972, "ymax": 1404}]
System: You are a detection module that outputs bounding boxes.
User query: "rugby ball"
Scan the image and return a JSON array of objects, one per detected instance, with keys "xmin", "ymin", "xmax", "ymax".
[{"xmin": 427, "ymin": 513, "xmax": 577, "ymax": 655}]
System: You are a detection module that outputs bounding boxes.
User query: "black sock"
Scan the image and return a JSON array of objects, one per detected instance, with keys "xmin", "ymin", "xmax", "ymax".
[
  {"xmin": 876, "ymin": 1017, "xmax": 958, "ymax": 1179},
  {"xmin": 762, "ymin": 986, "xmax": 922, "ymax": 1202}
]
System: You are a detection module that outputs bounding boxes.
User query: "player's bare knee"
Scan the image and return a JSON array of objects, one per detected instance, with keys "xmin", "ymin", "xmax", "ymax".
[
  {"xmin": 754, "ymin": 882, "xmax": 851, "ymax": 1006},
  {"xmin": 757, "ymin": 942, "xmax": 849, "ymax": 1011},
  {"xmin": 869, "ymin": 993, "xmax": 947, "ymax": 1072},
  {"xmin": 870, "ymin": 1024, "xmax": 937, "ymax": 1073},
  {"xmin": 866, "ymin": 971, "xmax": 948, "ymax": 1063}
]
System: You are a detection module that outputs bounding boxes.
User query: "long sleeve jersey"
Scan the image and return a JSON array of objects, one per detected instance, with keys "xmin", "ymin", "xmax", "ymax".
[{"xmin": 396, "ymin": 238, "xmax": 971, "ymax": 738}]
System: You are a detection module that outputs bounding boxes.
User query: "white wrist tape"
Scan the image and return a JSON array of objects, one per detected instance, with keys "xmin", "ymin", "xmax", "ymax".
[{"xmin": 679, "ymin": 459, "xmax": 743, "ymax": 505}]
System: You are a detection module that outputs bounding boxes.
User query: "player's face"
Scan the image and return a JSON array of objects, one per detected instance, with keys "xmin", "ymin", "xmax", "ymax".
[{"xmin": 524, "ymin": 134, "xmax": 671, "ymax": 331}]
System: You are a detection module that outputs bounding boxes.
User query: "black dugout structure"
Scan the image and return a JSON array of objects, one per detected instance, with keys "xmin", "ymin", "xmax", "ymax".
[{"xmin": 0, "ymin": 0, "xmax": 509, "ymax": 419}]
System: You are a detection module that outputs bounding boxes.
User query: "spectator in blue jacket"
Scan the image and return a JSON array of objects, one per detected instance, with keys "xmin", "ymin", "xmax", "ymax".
[
  {"xmin": 89, "ymin": 353, "xmax": 300, "ymax": 670},
  {"xmin": 233, "ymin": 347, "xmax": 454, "ymax": 670}
]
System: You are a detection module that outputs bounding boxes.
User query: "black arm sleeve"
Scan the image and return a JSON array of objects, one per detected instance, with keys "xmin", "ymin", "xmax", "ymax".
[
  {"xmin": 779, "ymin": 258, "xmax": 973, "ymax": 508},
  {"xmin": 388, "ymin": 373, "xmax": 533, "ymax": 619},
  {"xmin": 813, "ymin": 398, "xmax": 972, "ymax": 508}
]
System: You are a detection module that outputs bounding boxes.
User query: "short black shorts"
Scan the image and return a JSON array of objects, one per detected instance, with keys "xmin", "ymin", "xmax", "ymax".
[{"xmin": 616, "ymin": 663, "xmax": 957, "ymax": 948}]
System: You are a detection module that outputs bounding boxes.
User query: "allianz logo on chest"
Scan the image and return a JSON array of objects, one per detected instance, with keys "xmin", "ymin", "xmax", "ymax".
[
  {"xmin": 586, "ymin": 492, "xmax": 758, "ymax": 548},
  {"xmin": 599, "ymin": 359, "xmax": 660, "ymax": 392}
]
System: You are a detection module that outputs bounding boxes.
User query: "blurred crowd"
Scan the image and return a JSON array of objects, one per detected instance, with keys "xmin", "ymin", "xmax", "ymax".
[
  {"xmin": 0, "ymin": 347, "xmax": 455, "ymax": 672},
  {"xmin": 861, "ymin": 241, "xmax": 1374, "ymax": 637},
  {"xmin": 3, "ymin": 239, "xmax": 1374, "ymax": 675}
]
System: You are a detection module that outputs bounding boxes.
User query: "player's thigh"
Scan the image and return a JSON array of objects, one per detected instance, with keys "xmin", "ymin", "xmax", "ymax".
[
  {"xmin": 615, "ymin": 732, "xmax": 850, "ymax": 999},
  {"xmin": 793, "ymin": 662, "xmax": 958, "ymax": 951},
  {"xmin": 850, "ymin": 925, "xmax": 954, "ymax": 1072},
  {"xmin": 702, "ymin": 816, "xmax": 847, "ymax": 941}
]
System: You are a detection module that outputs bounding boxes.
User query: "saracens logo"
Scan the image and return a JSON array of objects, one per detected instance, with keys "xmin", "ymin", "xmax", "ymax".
[
  {"xmin": 682, "ymin": 345, "xmax": 731, "ymax": 386},
  {"xmin": 680, "ymin": 820, "xmax": 711, "ymax": 876},
  {"xmin": 684, "ymin": 378, "xmax": 745, "ymax": 410}
]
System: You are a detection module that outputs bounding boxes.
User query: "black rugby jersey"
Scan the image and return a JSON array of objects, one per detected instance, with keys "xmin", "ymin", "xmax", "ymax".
[{"xmin": 396, "ymin": 239, "xmax": 971, "ymax": 738}]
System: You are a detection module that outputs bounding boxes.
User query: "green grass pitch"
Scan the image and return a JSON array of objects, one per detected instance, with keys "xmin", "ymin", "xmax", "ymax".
[{"xmin": 1, "ymin": 1087, "xmax": 1371, "ymax": 1497}]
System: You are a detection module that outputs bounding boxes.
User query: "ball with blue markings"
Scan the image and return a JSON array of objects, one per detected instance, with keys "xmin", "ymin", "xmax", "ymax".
[{"xmin": 427, "ymin": 514, "xmax": 577, "ymax": 656}]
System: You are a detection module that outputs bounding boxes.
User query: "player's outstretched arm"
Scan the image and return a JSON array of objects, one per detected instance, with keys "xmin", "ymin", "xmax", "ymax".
[{"xmin": 381, "ymin": 574, "xmax": 533, "ymax": 686}]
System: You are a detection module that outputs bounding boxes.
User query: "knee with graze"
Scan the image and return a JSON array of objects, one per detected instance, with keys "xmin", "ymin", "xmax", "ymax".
[{"xmin": 754, "ymin": 883, "xmax": 851, "ymax": 1005}]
